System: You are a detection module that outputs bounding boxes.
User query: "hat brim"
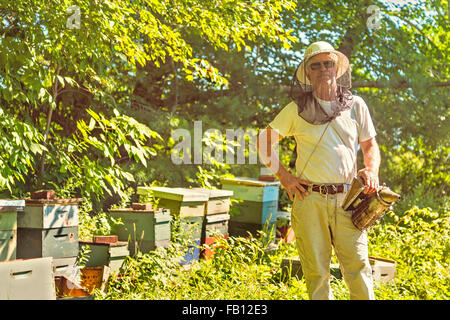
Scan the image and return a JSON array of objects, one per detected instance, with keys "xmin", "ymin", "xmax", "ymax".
[{"xmin": 296, "ymin": 50, "xmax": 349, "ymax": 86}]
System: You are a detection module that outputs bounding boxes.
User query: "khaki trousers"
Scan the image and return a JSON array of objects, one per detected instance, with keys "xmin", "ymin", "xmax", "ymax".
[{"xmin": 291, "ymin": 190, "xmax": 375, "ymax": 300}]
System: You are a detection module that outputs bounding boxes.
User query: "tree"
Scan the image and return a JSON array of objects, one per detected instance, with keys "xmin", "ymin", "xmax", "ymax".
[{"xmin": 0, "ymin": 0, "xmax": 298, "ymax": 207}]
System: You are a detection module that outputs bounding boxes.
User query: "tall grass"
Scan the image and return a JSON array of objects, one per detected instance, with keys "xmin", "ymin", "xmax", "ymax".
[{"xmin": 88, "ymin": 203, "xmax": 449, "ymax": 300}]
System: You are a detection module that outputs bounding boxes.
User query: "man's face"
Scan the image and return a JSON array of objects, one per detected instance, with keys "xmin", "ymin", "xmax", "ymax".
[{"xmin": 306, "ymin": 53, "xmax": 338, "ymax": 88}]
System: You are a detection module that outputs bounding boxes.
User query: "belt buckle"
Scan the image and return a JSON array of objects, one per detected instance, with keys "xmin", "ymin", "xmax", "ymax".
[{"xmin": 319, "ymin": 184, "xmax": 328, "ymax": 195}]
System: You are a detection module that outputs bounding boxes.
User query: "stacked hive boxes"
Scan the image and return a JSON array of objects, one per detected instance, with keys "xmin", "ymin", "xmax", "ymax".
[
  {"xmin": 137, "ymin": 187, "xmax": 209, "ymax": 265},
  {"xmin": 108, "ymin": 205, "xmax": 171, "ymax": 256},
  {"xmin": 191, "ymin": 188, "xmax": 233, "ymax": 259},
  {"xmin": 221, "ymin": 177, "xmax": 282, "ymax": 239},
  {"xmin": 16, "ymin": 197, "xmax": 82, "ymax": 277},
  {"xmin": 0, "ymin": 200, "xmax": 25, "ymax": 261}
]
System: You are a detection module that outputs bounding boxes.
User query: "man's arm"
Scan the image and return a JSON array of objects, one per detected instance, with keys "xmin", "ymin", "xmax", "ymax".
[
  {"xmin": 257, "ymin": 126, "xmax": 310, "ymax": 201},
  {"xmin": 358, "ymin": 137, "xmax": 381, "ymax": 194}
]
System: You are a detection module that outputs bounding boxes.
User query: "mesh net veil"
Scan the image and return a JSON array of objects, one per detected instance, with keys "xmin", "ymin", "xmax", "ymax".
[{"xmin": 289, "ymin": 52, "xmax": 354, "ymax": 125}]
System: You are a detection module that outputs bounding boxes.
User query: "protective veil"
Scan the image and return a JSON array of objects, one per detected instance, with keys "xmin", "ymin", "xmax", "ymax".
[{"xmin": 289, "ymin": 49, "xmax": 354, "ymax": 125}]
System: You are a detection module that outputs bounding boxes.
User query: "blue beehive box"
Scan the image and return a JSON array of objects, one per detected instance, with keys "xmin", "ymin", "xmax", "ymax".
[{"xmin": 179, "ymin": 239, "xmax": 201, "ymax": 266}]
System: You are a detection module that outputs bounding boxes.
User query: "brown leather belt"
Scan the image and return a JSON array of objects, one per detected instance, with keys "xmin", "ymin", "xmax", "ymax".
[{"xmin": 301, "ymin": 184, "xmax": 346, "ymax": 195}]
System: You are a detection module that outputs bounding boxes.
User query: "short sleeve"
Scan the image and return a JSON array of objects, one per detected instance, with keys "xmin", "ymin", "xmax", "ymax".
[
  {"xmin": 354, "ymin": 96, "xmax": 377, "ymax": 142},
  {"xmin": 268, "ymin": 102, "xmax": 297, "ymax": 137}
]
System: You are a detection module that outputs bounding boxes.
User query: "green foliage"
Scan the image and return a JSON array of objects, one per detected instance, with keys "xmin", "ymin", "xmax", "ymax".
[
  {"xmin": 88, "ymin": 204, "xmax": 449, "ymax": 300},
  {"xmin": 368, "ymin": 207, "xmax": 450, "ymax": 299},
  {"xmin": 0, "ymin": 0, "xmax": 448, "ymax": 300},
  {"xmin": 0, "ymin": 107, "xmax": 46, "ymax": 195},
  {"xmin": 78, "ymin": 201, "xmax": 123, "ymax": 240},
  {"xmin": 0, "ymin": 0, "xmax": 299, "ymax": 206},
  {"xmin": 76, "ymin": 243, "xmax": 91, "ymax": 268}
]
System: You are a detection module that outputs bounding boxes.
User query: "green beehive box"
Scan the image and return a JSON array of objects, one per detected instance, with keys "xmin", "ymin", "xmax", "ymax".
[
  {"xmin": 228, "ymin": 220, "xmax": 276, "ymax": 240},
  {"xmin": 179, "ymin": 216, "xmax": 203, "ymax": 240},
  {"xmin": 191, "ymin": 188, "xmax": 233, "ymax": 215},
  {"xmin": 79, "ymin": 240, "xmax": 129, "ymax": 273},
  {"xmin": 137, "ymin": 187, "xmax": 208, "ymax": 218},
  {"xmin": 280, "ymin": 256, "xmax": 303, "ymax": 280},
  {"xmin": 0, "ymin": 230, "xmax": 17, "ymax": 261},
  {"xmin": 0, "ymin": 199, "xmax": 25, "ymax": 232},
  {"xmin": 230, "ymin": 200, "xmax": 278, "ymax": 224},
  {"xmin": 128, "ymin": 239, "xmax": 171, "ymax": 256},
  {"xmin": 202, "ymin": 213, "xmax": 230, "ymax": 239},
  {"xmin": 280, "ymin": 257, "xmax": 342, "ymax": 281},
  {"xmin": 109, "ymin": 208, "xmax": 172, "ymax": 243},
  {"xmin": 0, "ymin": 211, "xmax": 17, "ymax": 231},
  {"xmin": 0, "ymin": 257, "xmax": 56, "ymax": 300},
  {"xmin": 220, "ymin": 177, "xmax": 280, "ymax": 202},
  {"xmin": 158, "ymin": 198, "xmax": 206, "ymax": 218},
  {"xmin": 16, "ymin": 226, "xmax": 79, "ymax": 259},
  {"xmin": 18, "ymin": 198, "xmax": 81, "ymax": 229}
]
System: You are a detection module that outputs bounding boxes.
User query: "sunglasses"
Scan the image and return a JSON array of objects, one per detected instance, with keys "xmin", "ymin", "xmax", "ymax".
[{"xmin": 309, "ymin": 61, "xmax": 335, "ymax": 70}]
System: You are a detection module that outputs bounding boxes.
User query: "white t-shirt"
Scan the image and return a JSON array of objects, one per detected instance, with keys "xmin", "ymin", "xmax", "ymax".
[
  {"xmin": 268, "ymin": 95, "xmax": 377, "ymax": 184},
  {"xmin": 315, "ymin": 96, "xmax": 333, "ymax": 116}
]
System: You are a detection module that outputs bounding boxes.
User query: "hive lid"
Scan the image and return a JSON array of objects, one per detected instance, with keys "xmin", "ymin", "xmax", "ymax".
[
  {"xmin": 108, "ymin": 207, "xmax": 170, "ymax": 214},
  {"xmin": 190, "ymin": 188, "xmax": 233, "ymax": 199},
  {"xmin": 79, "ymin": 239, "xmax": 129, "ymax": 247},
  {"xmin": 220, "ymin": 176, "xmax": 280, "ymax": 187},
  {"xmin": 0, "ymin": 199, "xmax": 25, "ymax": 211},
  {"xmin": 138, "ymin": 186, "xmax": 209, "ymax": 202},
  {"xmin": 25, "ymin": 198, "xmax": 83, "ymax": 205}
]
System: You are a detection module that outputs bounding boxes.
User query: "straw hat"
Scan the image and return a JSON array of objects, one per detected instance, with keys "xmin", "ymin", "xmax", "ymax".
[{"xmin": 296, "ymin": 41, "xmax": 350, "ymax": 86}]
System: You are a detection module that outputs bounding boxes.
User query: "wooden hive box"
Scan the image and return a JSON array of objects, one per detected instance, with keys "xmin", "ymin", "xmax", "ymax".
[
  {"xmin": 369, "ymin": 256, "xmax": 397, "ymax": 283},
  {"xmin": 230, "ymin": 200, "xmax": 278, "ymax": 225},
  {"xmin": 0, "ymin": 230, "xmax": 17, "ymax": 261},
  {"xmin": 202, "ymin": 213, "xmax": 230, "ymax": 239},
  {"xmin": 0, "ymin": 257, "xmax": 56, "ymax": 300},
  {"xmin": 109, "ymin": 207, "xmax": 171, "ymax": 242},
  {"xmin": 220, "ymin": 177, "xmax": 280, "ymax": 202},
  {"xmin": 280, "ymin": 256, "xmax": 303, "ymax": 280},
  {"xmin": 0, "ymin": 199, "xmax": 25, "ymax": 215},
  {"xmin": 54, "ymin": 275, "xmax": 92, "ymax": 300},
  {"xmin": 137, "ymin": 187, "xmax": 209, "ymax": 218},
  {"xmin": 16, "ymin": 226, "xmax": 79, "ymax": 259},
  {"xmin": 80, "ymin": 265, "xmax": 110, "ymax": 293},
  {"xmin": 0, "ymin": 200, "xmax": 25, "ymax": 262},
  {"xmin": 18, "ymin": 198, "xmax": 81, "ymax": 229},
  {"xmin": 0, "ymin": 199, "xmax": 25, "ymax": 231},
  {"xmin": 201, "ymin": 234, "xmax": 228, "ymax": 260},
  {"xmin": 52, "ymin": 257, "xmax": 78, "ymax": 279},
  {"xmin": 200, "ymin": 213, "xmax": 230, "ymax": 260},
  {"xmin": 228, "ymin": 220, "xmax": 276, "ymax": 240},
  {"xmin": 79, "ymin": 240, "xmax": 129, "ymax": 273},
  {"xmin": 108, "ymin": 207, "xmax": 171, "ymax": 255},
  {"xmin": 127, "ymin": 239, "xmax": 171, "ymax": 256},
  {"xmin": 179, "ymin": 239, "xmax": 201, "ymax": 266},
  {"xmin": 179, "ymin": 215, "xmax": 204, "ymax": 240},
  {"xmin": 191, "ymin": 188, "xmax": 233, "ymax": 215},
  {"xmin": 280, "ymin": 257, "xmax": 342, "ymax": 281},
  {"xmin": 0, "ymin": 212, "xmax": 18, "ymax": 232}
]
